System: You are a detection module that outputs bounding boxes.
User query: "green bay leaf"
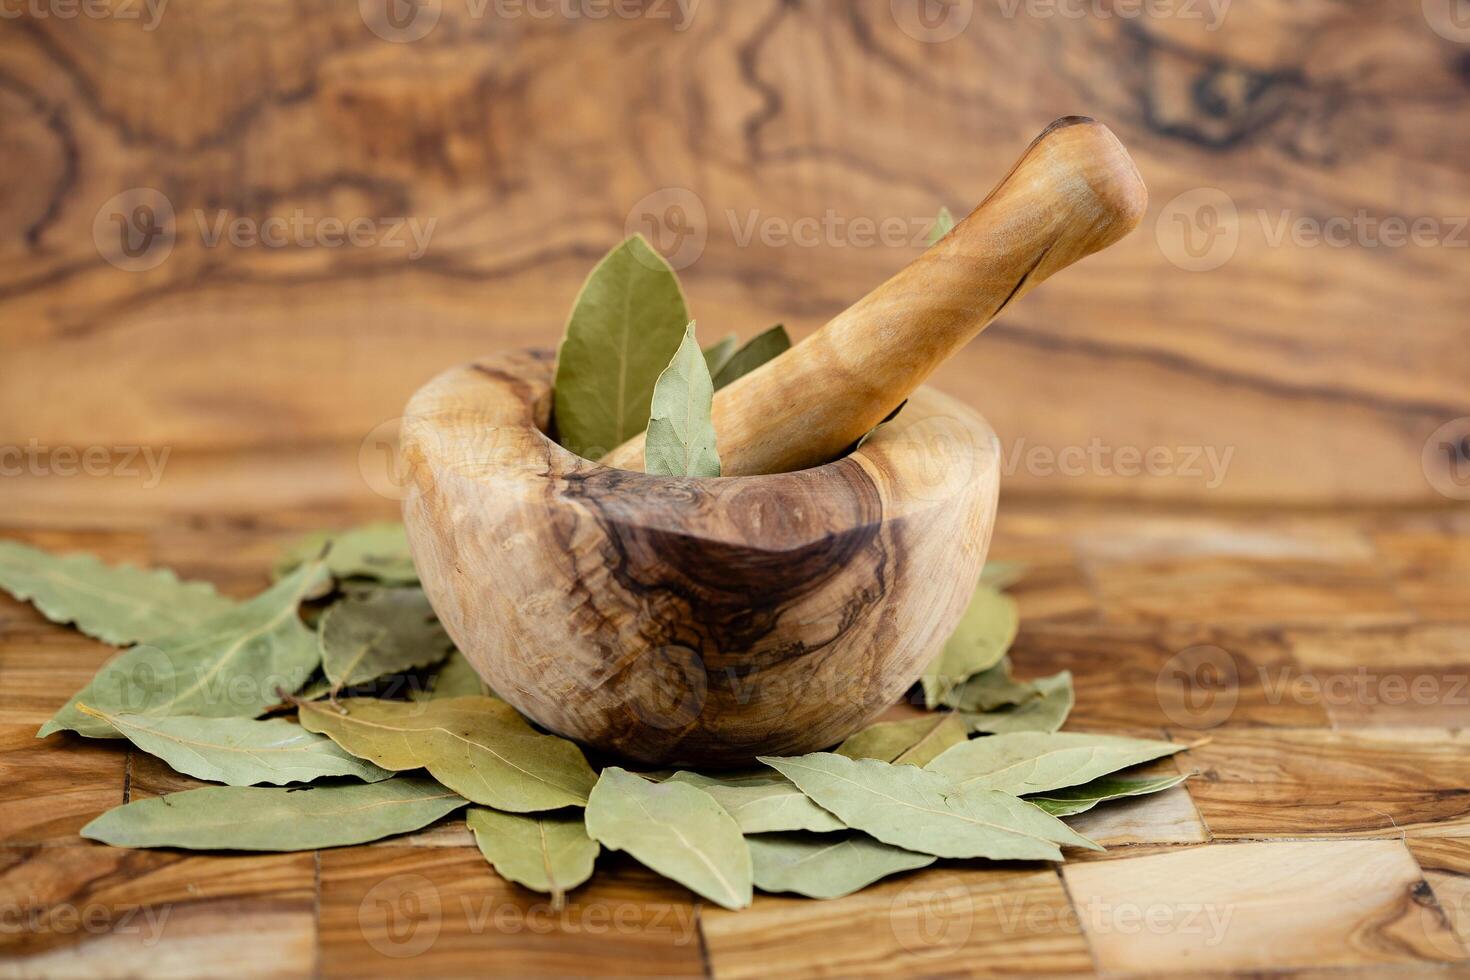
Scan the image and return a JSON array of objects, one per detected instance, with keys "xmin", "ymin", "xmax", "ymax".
[
  {"xmin": 274, "ymin": 523, "xmax": 416, "ymax": 585},
  {"xmin": 962, "ymin": 670, "xmax": 1074, "ymax": 735},
  {"xmin": 702, "ymin": 333, "xmax": 739, "ymax": 378},
  {"xmin": 835, "ymin": 713, "xmax": 968, "ymax": 768},
  {"xmin": 411, "ymin": 649, "xmax": 493, "ymax": 701},
  {"xmin": 80, "ymin": 776, "xmax": 465, "ymax": 850},
  {"xmin": 759, "ymin": 752, "xmax": 1100, "ymax": 861},
  {"xmin": 1028, "ymin": 774, "xmax": 1190, "ymax": 817},
  {"xmin": 927, "ymin": 731, "xmax": 1186, "ymax": 796},
  {"xmin": 467, "ymin": 807, "xmax": 599, "ymax": 909},
  {"xmin": 319, "ymin": 587, "xmax": 453, "ymax": 692},
  {"xmin": 942, "ymin": 656, "xmax": 1038, "ymax": 713},
  {"xmin": 40, "ymin": 562, "xmax": 331, "ymax": 739},
  {"xmin": 749, "ymin": 833, "xmax": 934, "ymax": 900},
  {"xmin": 0, "ymin": 540, "xmax": 235, "ymax": 646},
  {"xmin": 710, "ymin": 324, "xmax": 791, "ymax": 391},
  {"xmin": 585, "ymin": 767, "xmax": 752, "ymax": 910},
  {"xmin": 920, "ymin": 583, "xmax": 1018, "ymax": 708},
  {"xmin": 553, "ymin": 235, "xmax": 690, "ymax": 460},
  {"xmin": 298, "ymin": 696, "xmax": 596, "ymax": 812},
  {"xmin": 925, "ymin": 206, "xmax": 956, "ymax": 246},
  {"xmin": 667, "ymin": 771, "xmax": 844, "ymax": 834},
  {"xmin": 644, "ymin": 321, "xmax": 721, "ymax": 477},
  {"xmin": 77, "ymin": 706, "xmax": 392, "ymax": 786},
  {"xmin": 979, "ymin": 560, "xmax": 1028, "ymax": 590}
]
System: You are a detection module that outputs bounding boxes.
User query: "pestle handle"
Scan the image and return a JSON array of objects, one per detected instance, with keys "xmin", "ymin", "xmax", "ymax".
[{"xmin": 600, "ymin": 116, "xmax": 1148, "ymax": 477}]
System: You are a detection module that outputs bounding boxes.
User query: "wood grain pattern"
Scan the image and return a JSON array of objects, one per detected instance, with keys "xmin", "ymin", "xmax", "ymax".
[
  {"xmin": 1061, "ymin": 840, "xmax": 1467, "ymax": 973},
  {"xmin": 400, "ymin": 348, "xmax": 999, "ymax": 765},
  {"xmin": 0, "ymin": 726, "xmax": 124, "ymax": 845},
  {"xmin": 1, "ymin": 3, "xmax": 1466, "ymax": 504}
]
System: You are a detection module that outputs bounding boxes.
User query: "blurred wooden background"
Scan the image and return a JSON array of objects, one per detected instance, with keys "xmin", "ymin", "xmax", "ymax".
[{"xmin": 2, "ymin": 0, "xmax": 1468, "ymax": 511}]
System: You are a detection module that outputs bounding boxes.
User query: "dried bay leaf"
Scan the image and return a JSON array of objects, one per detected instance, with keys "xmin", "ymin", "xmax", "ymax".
[
  {"xmin": 319, "ymin": 587, "xmax": 453, "ymax": 693},
  {"xmin": 979, "ymin": 560, "xmax": 1028, "ymax": 590},
  {"xmin": 927, "ymin": 731, "xmax": 1186, "ymax": 796},
  {"xmin": 40, "ymin": 562, "xmax": 331, "ymax": 739},
  {"xmin": 942, "ymin": 656, "xmax": 1038, "ymax": 713},
  {"xmin": 644, "ymin": 321, "xmax": 721, "ymax": 478},
  {"xmin": 75, "ymin": 705, "xmax": 392, "ymax": 786},
  {"xmin": 962, "ymin": 670, "xmax": 1074, "ymax": 735},
  {"xmin": 467, "ymin": 807, "xmax": 598, "ymax": 909},
  {"xmin": 274, "ymin": 523, "xmax": 416, "ymax": 585},
  {"xmin": 920, "ymin": 583, "xmax": 1019, "ymax": 708},
  {"xmin": 834, "ymin": 713, "xmax": 967, "ymax": 768},
  {"xmin": 667, "ymin": 771, "xmax": 844, "ymax": 834},
  {"xmin": 553, "ymin": 235, "xmax": 690, "ymax": 460},
  {"xmin": 702, "ymin": 333, "xmax": 739, "ymax": 377},
  {"xmin": 0, "ymin": 539, "xmax": 235, "ymax": 645},
  {"xmin": 759, "ymin": 752, "xmax": 1100, "ymax": 861},
  {"xmin": 81, "ymin": 776, "xmax": 465, "ymax": 851},
  {"xmin": 298, "ymin": 696, "xmax": 596, "ymax": 812},
  {"xmin": 749, "ymin": 833, "xmax": 934, "ymax": 900},
  {"xmin": 585, "ymin": 767, "xmax": 752, "ymax": 910},
  {"xmin": 1028, "ymin": 774, "xmax": 1190, "ymax": 817},
  {"xmin": 926, "ymin": 206, "xmax": 956, "ymax": 246},
  {"xmin": 710, "ymin": 324, "xmax": 791, "ymax": 390},
  {"xmin": 412, "ymin": 649, "xmax": 493, "ymax": 700}
]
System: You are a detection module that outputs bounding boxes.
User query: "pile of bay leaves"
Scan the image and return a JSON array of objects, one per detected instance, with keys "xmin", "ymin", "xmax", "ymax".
[
  {"xmin": 3, "ymin": 530, "xmax": 1189, "ymax": 910},
  {"xmin": 2, "ymin": 225, "xmax": 1190, "ymax": 909}
]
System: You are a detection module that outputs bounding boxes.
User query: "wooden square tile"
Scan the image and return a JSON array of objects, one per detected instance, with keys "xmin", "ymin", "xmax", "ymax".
[
  {"xmin": 1408, "ymin": 838, "xmax": 1470, "ymax": 952},
  {"xmin": 1184, "ymin": 729, "xmax": 1470, "ymax": 839},
  {"xmin": 1061, "ymin": 840, "xmax": 1466, "ymax": 973},
  {"xmin": 0, "ymin": 844, "xmax": 314, "ymax": 974},
  {"xmin": 1010, "ymin": 624, "xmax": 1331, "ymax": 732},
  {"xmin": 1283, "ymin": 625, "xmax": 1470, "ymax": 727},
  {"xmin": 1373, "ymin": 530, "xmax": 1470, "ymax": 623},
  {"xmin": 703, "ymin": 864, "xmax": 1089, "ymax": 979},
  {"xmin": 0, "ymin": 631, "xmax": 116, "ymax": 728},
  {"xmin": 0, "ymin": 726, "xmax": 126, "ymax": 844},
  {"xmin": 1064, "ymin": 760, "xmax": 1209, "ymax": 848},
  {"xmin": 318, "ymin": 847, "xmax": 706, "ymax": 978}
]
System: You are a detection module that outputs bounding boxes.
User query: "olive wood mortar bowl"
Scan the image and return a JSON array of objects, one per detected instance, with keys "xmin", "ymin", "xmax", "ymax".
[{"xmin": 400, "ymin": 347, "xmax": 999, "ymax": 767}]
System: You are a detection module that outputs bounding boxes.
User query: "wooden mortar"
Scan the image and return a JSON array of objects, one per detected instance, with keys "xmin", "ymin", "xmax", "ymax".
[{"xmin": 401, "ymin": 117, "xmax": 1145, "ymax": 766}]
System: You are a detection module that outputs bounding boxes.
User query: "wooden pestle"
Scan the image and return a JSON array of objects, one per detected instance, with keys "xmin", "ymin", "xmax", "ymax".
[{"xmin": 599, "ymin": 116, "xmax": 1148, "ymax": 477}]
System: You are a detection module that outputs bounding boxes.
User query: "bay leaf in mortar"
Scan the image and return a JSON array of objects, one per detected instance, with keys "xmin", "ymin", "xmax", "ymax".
[
  {"xmin": 710, "ymin": 324, "xmax": 791, "ymax": 391},
  {"xmin": 759, "ymin": 753, "xmax": 1100, "ymax": 861},
  {"xmin": 925, "ymin": 206, "xmax": 956, "ymax": 246},
  {"xmin": 585, "ymin": 767, "xmax": 753, "ymax": 910},
  {"xmin": 75, "ymin": 705, "xmax": 392, "ymax": 786},
  {"xmin": 40, "ymin": 561, "xmax": 331, "ymax": 739},
  {"xmin": 553, "ymin": 235, "xmax": 690, "ymax": 460},
  {"xmin": 667, "ymin": 771, "xmax": 844, "ymax": 834},
  {"xmin": 961, "ymin": 670, "xmax": 1074, "ymax": 735},
  {"xmin": 319, "ymin": 587, "xmax": 453, "ymax": 693},
  {"xmin": 920, "ymin": 583, "xmax": 1019, "ymax": 708},
  {"xmin": 81, "ymin": 776, "xmax": 465, "ymax": 850},
  {"xmin": 274, "ymin": 522, "xmax": 416, "ymax": 585},
  {"xmin": 942, "ymin": 656, "xmax": 1038, "ymax": 713},
  {"xmin": 644, "ymin": 321, "xmax": 721, "ymax": 477},
  {"xmin": 702, "ymin": 333, "xmax": 739, "ymax": 377},
  {"xmin": 466, "ymin": 807, "xmax": 599, "ymax": 909},
  {"xmin": 0, "ymin": 540, "xmax": 235, "ymax": 645},
  {"xmin": 749, "ymin": 833, "xmax": 934, "ymax": 900},
  {"xmin": 298, "ymin": 696, "xmax": 596, "ymax": 812},
  {"xmin": 1028, "ymin": 774, "xmax": 1190, "ymax": 817},
  {"xmin": 927, "ymin": 731, "xmax": 1186, "ymax": 796},
  {"xmin": 834, "ymin": 713, "xmax": 967, "ymax": 767}
]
